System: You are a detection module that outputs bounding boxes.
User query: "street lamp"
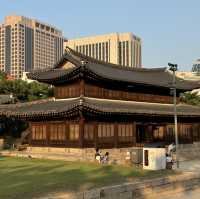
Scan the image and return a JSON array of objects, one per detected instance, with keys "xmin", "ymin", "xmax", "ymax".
[{"xmin": 168, "ymin": 63, "xmax": 179, "ymax": 168}]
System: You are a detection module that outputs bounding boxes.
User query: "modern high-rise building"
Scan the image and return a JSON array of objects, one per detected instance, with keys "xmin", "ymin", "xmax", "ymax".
[
  {"xmin": 176, "ymin": 59, "xmax": 200, "ymax": 81},
  {"xmin": 0, "ymin": 15, "xmax": 64, "ymax": 79},
  {"xmin": 192, "ymin": 59, "xmax": 200, "ymax": 73},
  {"xmin": 65, "ymin": 32, "xmax": 142, "ymax": 68}
]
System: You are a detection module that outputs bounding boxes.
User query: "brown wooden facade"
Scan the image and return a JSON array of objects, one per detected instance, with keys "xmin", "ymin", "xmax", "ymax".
[
  {"xmin": 2, "ymin": 47, "xmax": 200, "ymax": 148},
  {"xmin": 54, "ymin": 82, "xmax": 179, "ymax": 104},
  {"xmin": 29, "ymin": 120, "xmax": 200, "ymax": 148}
]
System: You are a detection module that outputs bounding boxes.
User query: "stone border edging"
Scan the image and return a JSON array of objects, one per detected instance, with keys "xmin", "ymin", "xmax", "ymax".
[{"xmin": 73, "ymin": 172, "xmax": 200, "ymax": 199}]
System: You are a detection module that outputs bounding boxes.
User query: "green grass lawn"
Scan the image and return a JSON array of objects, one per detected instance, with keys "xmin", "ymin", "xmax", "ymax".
[{"xmin": 0, "ymin": 156, "xmax": 175, "ymax": 199}]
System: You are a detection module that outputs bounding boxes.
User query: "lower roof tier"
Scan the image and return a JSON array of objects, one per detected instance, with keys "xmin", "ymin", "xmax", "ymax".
[{"xmin": 0, "ymin": 97, "xmax": 200, "ymax": 120}]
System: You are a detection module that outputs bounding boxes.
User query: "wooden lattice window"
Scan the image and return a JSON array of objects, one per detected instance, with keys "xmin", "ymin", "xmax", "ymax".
[
  {"xmin": 69, "ymin": 124, "xmax": 79, "ymax": 141},
  {"xmin": 153, "ymin": 126, "xmax": 165, "ymax": 141},
  {"xmin": 97, "ymin": 124, "xmax": 114, "ymax": 138},
  {"xmin": 118, "ymin": 124, "xmax": 133, "ymax": 142},
  {"xmin": 179, "ymin": 124, "xmax": 193, "ymax": 143},
  {"xmin": 84, "ymin": 124, "xmax": 94, "ymax": 141},
  {"xmin": 49, "ymin": 123, "xmax": 66, "ymax": 141},
  {"xmin": 32, "ymin": 125, "xmax": 46, "ymax": 140}
]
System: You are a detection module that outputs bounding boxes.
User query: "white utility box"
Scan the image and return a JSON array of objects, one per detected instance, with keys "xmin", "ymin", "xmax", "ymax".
[{"xmin": 143, "ymin": 147, "xmax": 166, "ymax": 170}]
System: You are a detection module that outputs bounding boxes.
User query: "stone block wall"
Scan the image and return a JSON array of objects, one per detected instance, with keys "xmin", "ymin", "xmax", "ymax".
[
  {"xmin": 175, "ymin": 142, "xmax": 200, "ymax": 161},
  {"xmin": 3, "ymin": 142, "xmax": 200, "ymax": 164},
  {"xmin": 25, "ymin": 147, "xmax": 135, "ymax": 164}
]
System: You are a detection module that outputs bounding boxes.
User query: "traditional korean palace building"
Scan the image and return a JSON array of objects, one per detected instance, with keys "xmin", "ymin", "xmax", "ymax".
[{"xmin": 1, "ymin": 48, "xmax": 200, "ymax": 150}]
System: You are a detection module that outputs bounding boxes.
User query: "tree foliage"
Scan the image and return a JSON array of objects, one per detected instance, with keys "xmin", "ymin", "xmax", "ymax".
[
  {"xmin": 180, "ymin": 92, "xmax": 200, "ymax": 106},
  {"xmin": 0, "ymin": 71, "xmax": 53, "ymax": 102},
  {"xmin": 0, "ymin": 71, "xmax": 6, "ymax": 80}
]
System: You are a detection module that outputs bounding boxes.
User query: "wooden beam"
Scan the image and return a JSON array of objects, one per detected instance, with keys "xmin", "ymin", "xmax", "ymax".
[
  {"xmin": 132, "ymin": 122, "xmax": 136, "ymax": 145},
  {"xmin": 79, "ymin": 117, "xmax": 84, "ymax": 148},
  {"xmin": 46, "ymin": 122, "xmax": 50, "ymax": 146},
  {"xmin": 65, "ymin": 120, "xmax": 68, "ymax": 147},
  {"xmin": 94, "ymin": 122, "xmax": 98, "ymax": 149},
  {"xmin": 28, "ymin": 122, "xmax": 32, "ymax": 146},
  {"xmin": 114, "ymin": 123, "xmax": 118, "ymax": 148},
  {"xmin": 80, "ymin": 79, "xmax": 85, "ymax": 96}
]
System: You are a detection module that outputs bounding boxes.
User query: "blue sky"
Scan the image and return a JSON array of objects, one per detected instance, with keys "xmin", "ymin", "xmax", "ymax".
[{"xmin": 1, "ymin": 0, "xmax": 200, "ymax": 71}]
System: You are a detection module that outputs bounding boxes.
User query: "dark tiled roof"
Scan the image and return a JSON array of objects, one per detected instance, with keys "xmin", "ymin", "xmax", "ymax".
[
  {"xmin": 84, "ymin": 97, "xmax": 200, "ymax": 116},
  {"xmin": 28, "ymin": 48, "xmax": 200, "ymax": 90},
  {"xmin": 0, "ymin": 97, "xmax": 200, "ymax": 119},
  {"xmin": 27, "ymin": 67, "xmax": 80, "ymax": 84},
  {"xmin": 0, "ymin": 98, "xmax": 80, "ymax": 119}
]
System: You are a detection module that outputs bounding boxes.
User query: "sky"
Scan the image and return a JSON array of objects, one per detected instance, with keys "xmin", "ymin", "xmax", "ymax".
[{"xmin": 1, "ymin": 0, "xmax": 200, "ymax": 71}]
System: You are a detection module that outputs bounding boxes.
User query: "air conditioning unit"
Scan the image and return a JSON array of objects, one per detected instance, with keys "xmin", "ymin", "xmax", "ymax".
[
  {"xmin": 143, "ymin": 147, "xmax": 166, "ymax": 170},
  {"xmin": 130, "ymin": 148, "xmax": 143, "ymax": 164}
]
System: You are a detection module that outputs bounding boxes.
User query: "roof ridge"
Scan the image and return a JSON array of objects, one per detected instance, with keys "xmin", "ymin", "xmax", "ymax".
[
  {"xmin": 83, "ymin": 96, "xmax": 173, "ymax": 106},
  {"xmin": 65, "ymin": 47, "xmax": 167, "ymax": 72}
]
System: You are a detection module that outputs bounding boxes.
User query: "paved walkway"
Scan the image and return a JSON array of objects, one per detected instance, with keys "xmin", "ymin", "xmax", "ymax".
[
  {"xmin": 154, "ymin": 188, "xmax": 200, "ymax": 199},
  {"xmin": 173, "ymin": 160, "xmax": 200, "ymax": 173}
]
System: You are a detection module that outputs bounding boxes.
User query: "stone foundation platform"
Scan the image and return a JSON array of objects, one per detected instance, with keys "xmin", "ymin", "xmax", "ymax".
[
  {"xmin": 2, "ymin": 142, "xmax": 200, "ymax": 165},
  {"xmin": 174, "ymin": 142, "xmax": 200, "ymax": 161},
  {"xmin": 1, "ymin": 146, "xmax": 140, "ymax": 165}
]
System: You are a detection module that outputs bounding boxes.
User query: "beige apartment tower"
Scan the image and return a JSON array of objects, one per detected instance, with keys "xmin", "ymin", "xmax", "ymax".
[
  {"xmin": 0, "ymin": 15, "xmax": 64, "ymax": 79},
  {"xmin": 66, "ymin": 32, "xmax": 142, "ymax": 68}
]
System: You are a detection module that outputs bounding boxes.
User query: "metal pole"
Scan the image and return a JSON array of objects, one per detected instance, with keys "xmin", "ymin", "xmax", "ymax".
[{"xmin": 173, "ymin": 70, "xmax": 179, "ymax": 168}]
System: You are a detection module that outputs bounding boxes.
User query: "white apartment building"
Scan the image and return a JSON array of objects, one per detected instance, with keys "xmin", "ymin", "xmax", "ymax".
[
  {"xmin": 65, "ymin": 32, "xmax": 142, "ymax": 68},
  {"xmin": 0, "ymin": 15, "xmax": 64, "ymax": 79}
]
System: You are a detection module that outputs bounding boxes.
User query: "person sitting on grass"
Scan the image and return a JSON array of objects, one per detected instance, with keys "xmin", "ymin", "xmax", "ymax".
[
  {"xmin": 95, "ymin": 148, "xmax": 102, "ymax": 163},
  {"xmin": 101, "ymin": 152, "xmax": 109, "ymax": 164},
  {"xmin": 166, "ymin": 153, "xmax": 173, "ymax": 169}
]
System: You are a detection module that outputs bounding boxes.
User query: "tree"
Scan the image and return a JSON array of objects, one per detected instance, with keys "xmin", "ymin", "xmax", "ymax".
[
  {"xmin": 180, "ymin": 92, "xmax": 200, "ymax": 106},
  {"xmin": 0, "ymin": 71, "xmax": 6, "ymax": 80},
  {"xmin": 0, "ymin": 78, "xmax": 53, "ymax": 102}
]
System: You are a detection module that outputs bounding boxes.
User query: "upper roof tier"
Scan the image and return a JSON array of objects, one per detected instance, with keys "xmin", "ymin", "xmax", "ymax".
[{"xmin": 28, "ymin": 48, "xmax": 200, "ymax": 91}]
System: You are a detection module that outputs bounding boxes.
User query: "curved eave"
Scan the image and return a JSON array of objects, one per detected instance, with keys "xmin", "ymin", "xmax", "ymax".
[
  {"xmin": 0, "ymin": 106, "xmax": 80, "ymax": 121},
  {"xmin": 27, "ymin": 66, "xmax": 82, "ymax": 85}
]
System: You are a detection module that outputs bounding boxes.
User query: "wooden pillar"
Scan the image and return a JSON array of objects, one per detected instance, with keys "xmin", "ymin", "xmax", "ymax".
[
  {"xmin": 65, "ymin": 121, "xmax": 69, "ymax": 147},
  {"xmin": 46, "ymin": 123, "xmax": 50, "ymax": 146},
  {"xmin": 94, "ymin": 122, "xmax": 98, "ymax": 149},
  {"xmin": 132, "ymin": 122, "xmax": 136, "ymax": 146},
  {"xmin": 178, "ymin": 123, "xmax": 181, "ymax": 144},
  {"xmin": 149, "ymin": 125, "xmax": 153, "ymax": 143},
  {"xmin": 145, "ymin": 125, "xmax": 153, "ymax": 143},
  {"xmin": 79, "ymin": 117, "xmax": 85, "ymax": 148},
  {"xmin": 80, "ymin": 79, "xmax": 85, "ymax": 96},
  {"xmin": 28, "ymin": 122, "xmax": 32, "ymax": 146},
  {"xmin": 190, "ymin": 123, "xmax": 194, "ymax": 144},
  {"xmin": 114, "ymin": 123, "xmax": 118, "ymax": 148},
  {"xmin": 163, "ymin": 125, "xmax": 167, "ymax": 144}
]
